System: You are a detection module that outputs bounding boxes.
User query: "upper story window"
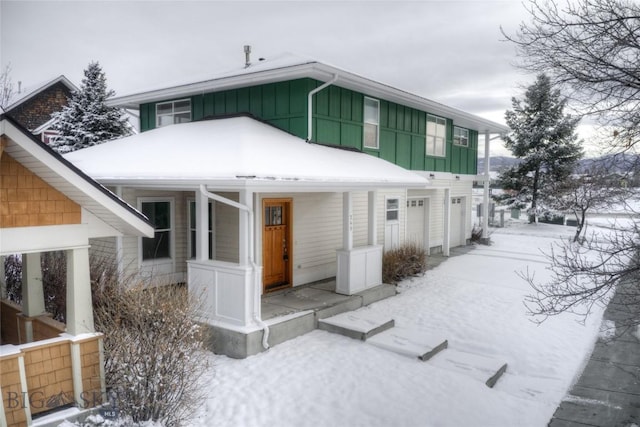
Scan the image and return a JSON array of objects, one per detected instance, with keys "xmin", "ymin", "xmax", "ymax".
[
  {"xmin": 156, "ymin": 99, "xmax": 191, "ymax": 128},
  {"xmin": 426, "ymin": 114, "xmax": 446, "ymax": 157},
  {"xmin": 453, "ymin": 127, "xmax": 469, "ymax": 147},
  {"xmin": 363, "ymin": 97, "xmax": 380, "ymax": 149}
]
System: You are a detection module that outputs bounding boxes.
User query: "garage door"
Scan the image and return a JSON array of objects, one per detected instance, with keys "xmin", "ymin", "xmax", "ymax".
[
  {"xmin": 407, "ymin": 198, "xmax": 428, "ymax": 250},
  {"xmin": 450, "ymin": 197, "xmax": 464, "ymax": 248}
]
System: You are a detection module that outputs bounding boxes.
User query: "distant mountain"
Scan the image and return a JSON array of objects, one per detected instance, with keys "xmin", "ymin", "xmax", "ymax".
[
  {"xmin": 477, "ymin": 156, "xmax": 520, "ymax": 173},
  {"xmin": 478, "ymin": 154, "xmax": 639, "ymax": 175}
]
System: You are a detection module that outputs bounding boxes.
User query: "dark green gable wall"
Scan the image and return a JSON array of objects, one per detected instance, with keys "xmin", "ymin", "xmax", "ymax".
[{"xmin": 139, "ymin": 78, "xmax": 478, "ymax": 174}]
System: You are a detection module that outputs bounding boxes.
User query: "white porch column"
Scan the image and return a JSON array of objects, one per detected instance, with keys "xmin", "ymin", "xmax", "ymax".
[
  {"xmin": 196, "ymin": 188, "xmax": 209, "ymax": 261},
  {"xmin": 343, "ymin": 192, "xmax": 353, "ymax": 250},
  {"xmin": 238, "ymin": 190, "xmax": 253, "ymax": 266},
  {"xmin": 482, "ymin": 130, "xmax": 491, "ymax": 240},
  {"xmin": 443, "ymin": 189, "xmax": 451, "ymax": 257},
  {"xmin": 367, "ymin": 191, "xmax": 377, "ymax": 246},
  {"xmin": 22, "ymin": 252, "xmax": 45, "ymax": 317},
  {"xmin": 66, "ymin": 247, "xmax": 95, "ymax": 335}
]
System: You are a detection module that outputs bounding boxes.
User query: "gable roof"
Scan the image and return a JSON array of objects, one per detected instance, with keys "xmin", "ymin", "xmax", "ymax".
[
  {"xmin": 63, "ymin": 115, "xmax": 429, "ymax": 192},
  {"xmin": 4, "ymin": 75, "xmax": 77, "ymax": 112},
  {"xmin": 0, "ymin": 115, "xmax": 153, "ymax": 237},
  {"xmin": 107, "ymin": 53, "xmax": 509, "ymax": 135}
]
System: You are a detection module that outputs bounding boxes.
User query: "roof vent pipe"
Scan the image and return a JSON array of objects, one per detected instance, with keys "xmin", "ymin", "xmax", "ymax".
[{"xmin": 244, "ymin": 45, "xmax": 251, "ymax": 68}]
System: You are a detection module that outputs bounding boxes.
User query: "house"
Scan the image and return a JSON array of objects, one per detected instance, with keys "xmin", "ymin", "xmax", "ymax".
[
  {"xmin": 2, "ymin": 76, "xmax": 78, "ymax": 145},
  {"xmin": 64, "ymin": 52, "xmax": 508, "ymax": 358},
  {"xmin": 0, "ymin": 115, "xmax": 153, "ymax": 427}
]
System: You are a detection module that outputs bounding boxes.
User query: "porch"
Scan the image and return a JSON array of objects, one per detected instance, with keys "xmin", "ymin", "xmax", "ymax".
[{"xmin": 204, "ymin": 278, "xmax": 397, "ymax": 359}]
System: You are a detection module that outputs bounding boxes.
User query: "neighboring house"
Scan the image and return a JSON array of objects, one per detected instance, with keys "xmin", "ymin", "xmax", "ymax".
[
  {"xmin": 65, "ymin": 52, "xmax": 508, "ymax": 358},
  {"xmin": 0, "ymin": 115, "xmax": 153, "ymax": 426},
  {"xmin": 2, "ymin": 76, "xmax": 78, "ymax": 144}
]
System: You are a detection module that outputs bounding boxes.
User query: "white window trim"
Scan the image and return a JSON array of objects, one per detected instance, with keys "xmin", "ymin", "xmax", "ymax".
[
  {"xmin": 426, "ymin": 114, "xmax": 447, "ymax": 157},
  {"xmin": 137, "ymin": 197, "xmax": 175, "ymax": 270},
  {"xmin": 156, "ymin": 99, "xmax": 191, "ymax": 128},
  {"xmin": 453, "ymin": 126, "xmax": 469, "ymax": 147},
  {"xmin": 363, "ymin": 97, "xmax": 380, "ymax": 150},
  {"xmin": 187, "ymin": 199, "xmax": 215, "ymax": 260},
  {"xmin": 385, "ymin": 196, "xmax": 401, "ymax": 223}
]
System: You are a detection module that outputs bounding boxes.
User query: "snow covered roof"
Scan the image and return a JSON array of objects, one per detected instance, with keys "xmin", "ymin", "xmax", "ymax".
[
  {"xmin": 0, "ymin": 115, "xmax": 153, "ymax": 238},
  {"xmin": 4, "ymin": 75, "xmax": 77, "ymax": 112},
  {"xmin": 64, "ymin": 115, "xmax": 429, "ymax": 191},
  {"xmin": 107, "ymin": 53, "xmax": 508, "ymax": 135}
]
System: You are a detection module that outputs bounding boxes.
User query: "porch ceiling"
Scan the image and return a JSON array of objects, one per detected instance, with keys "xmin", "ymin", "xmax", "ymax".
[{"xmin": 65, "ymin": 116, "xmax": 429, "ymax": 191}]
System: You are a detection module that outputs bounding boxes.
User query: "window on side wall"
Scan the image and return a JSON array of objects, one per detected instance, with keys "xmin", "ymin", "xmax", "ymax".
[
  {"xmin": 386, "ymin": 198, "xmax": 399, "ymax": 221},
  {"xmin": 363, "ymin": 97, "xmax": 380, "ymax": 149},
  {"xmin": 453, "ymin": 127, "xmax": 469, "ymax": 147},
  {"xmin": 426, "ymin": 114, "xmax": 446, "ymax": 157},
  {"xmin": 156, "ymin": 99, "xmax": 191, "ymax": 128},
  {"xmin": 141, "ymin": 200, "xmax": 172, "ymax": 260}
]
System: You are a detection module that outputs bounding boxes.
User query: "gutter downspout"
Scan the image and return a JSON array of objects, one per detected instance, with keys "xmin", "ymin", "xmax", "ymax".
[
  {"xmin": 307, "ymin": 74, "xmax": 339, "ymax": 142},
  {"xmin": 199, "ymin": 185, "xmax": 270, "ymax": 350}
]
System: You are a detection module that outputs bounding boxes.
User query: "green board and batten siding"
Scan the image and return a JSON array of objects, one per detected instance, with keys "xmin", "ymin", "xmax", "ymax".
[{"xmin": 139, "ymin": 78, "xmax": 478, "ymax": 175}]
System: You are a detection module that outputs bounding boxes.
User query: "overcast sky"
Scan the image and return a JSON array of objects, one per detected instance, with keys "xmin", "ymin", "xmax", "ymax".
[{"xmin": 1, "ymin": 0, "xmax": 564, "ymax": 156}]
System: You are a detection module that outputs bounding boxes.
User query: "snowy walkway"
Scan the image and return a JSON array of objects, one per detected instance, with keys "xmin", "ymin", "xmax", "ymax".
[
  {"xmin": 549, "ymin": 279, "xmax": 640, "ymax": 427},
  {"xmin": 190, "ymin": 223, "xmax": 606, "ymax": 427}
]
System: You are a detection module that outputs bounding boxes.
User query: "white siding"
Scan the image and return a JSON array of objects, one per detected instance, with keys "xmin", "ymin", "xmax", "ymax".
[
  {"xmin": 408, "ymin": 178, "xmax": 473, "ymax": 253},
  {"xmin": 214, "ymin": 192, "xmax": 240, "ymax": 263},
  {"xmin": 258, "ymin": 190, "xmax": 407, "ymax": 286},
  {"xmin": 88, "ymin": 237, "xmax": 117, "ymax": 265},
  {"xmin": 119, "ymin": 188, "xmax": 190, "ymax": 283}
]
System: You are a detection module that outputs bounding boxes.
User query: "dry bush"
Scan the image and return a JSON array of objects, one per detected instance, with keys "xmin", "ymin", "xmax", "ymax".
[
  {"xmin": 93, "ymin": 275, "xmax": 209, "ymax": 426},
  {"xmin": 382, "ymin": 242, "xmax": 427, "ymax": 285}
]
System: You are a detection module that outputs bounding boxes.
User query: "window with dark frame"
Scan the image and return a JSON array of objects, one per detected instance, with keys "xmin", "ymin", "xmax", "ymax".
[{"xmin": 141, "ymin": 201, "xmax": 171, "ymax": 260}]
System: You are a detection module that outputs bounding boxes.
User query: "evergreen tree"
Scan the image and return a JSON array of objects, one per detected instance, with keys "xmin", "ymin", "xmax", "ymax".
[
  {"xmin": 499, "ymin": 74, "xmax": 583, "ymax": 222},
  {"xmin": 50, "ymin": 62, "xmax": 130, "ymax": 153}
]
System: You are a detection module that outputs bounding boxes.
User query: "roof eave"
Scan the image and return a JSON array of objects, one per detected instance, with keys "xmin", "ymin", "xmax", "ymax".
[
  {"xmin": 1, "ymin": 116, "xmax": 154, "ymax": 238},
  {"xmin": 107, "ymin": 61, "xmax": 507, "ymax": 133},
  {"xmin": 5, "ymin": 75, "xmax": 78, "ymax": 112},
  {"xmin": 93, "ymin": 177, "xmax": 428, "ymax": 193}
]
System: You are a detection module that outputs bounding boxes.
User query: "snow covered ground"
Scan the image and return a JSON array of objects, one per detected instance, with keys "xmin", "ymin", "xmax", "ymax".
[{"xmin": 189, "ymin": 222, "xmax": 608, "ymax": 427}]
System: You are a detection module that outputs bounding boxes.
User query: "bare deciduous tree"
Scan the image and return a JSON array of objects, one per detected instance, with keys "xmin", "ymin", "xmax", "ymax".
[
  {"xmin": 505, "ymin": 0, "xmax": 640, "ymax": 326},
  {"xmin": 0, "ymin": 63, "xmax": 15, "ymax": 109},
  {"xmin": 544, "ymin": 166, "xmax": 629, "ymax": 242},
  {"xmin": 523, "ymin": 222, "xmax": 640, "ymax": 331},
  {"xmin": 503, "ymin": 0, "xmax": 640, "ymax": 151}
]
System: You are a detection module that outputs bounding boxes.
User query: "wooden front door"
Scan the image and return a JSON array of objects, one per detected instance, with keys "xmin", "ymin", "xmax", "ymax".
[{"xmin": 263, "ymin": 199, "xmax": 292, "ymax": 293}]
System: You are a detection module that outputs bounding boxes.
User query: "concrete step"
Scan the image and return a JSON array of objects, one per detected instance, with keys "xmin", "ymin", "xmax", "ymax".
[
  {"xmin": 366, "ymin": 326, "xmax": 448, "ymax": 361},
  {"xmin": 318, "ymin": 310, "xmax": 395, "ymax": 341},
  {"xmin": 429, "ymin": 348, "xmax": 508, "ymax": 388}
]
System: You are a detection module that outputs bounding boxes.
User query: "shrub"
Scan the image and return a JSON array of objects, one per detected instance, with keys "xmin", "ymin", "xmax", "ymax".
[
  {"xmin": 382, "ymin": 242, "xmax": 427, "ymax": 285},
  {"xmin": 94, "ymin": 276, "xmax": 209, "ymax": 426}
]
